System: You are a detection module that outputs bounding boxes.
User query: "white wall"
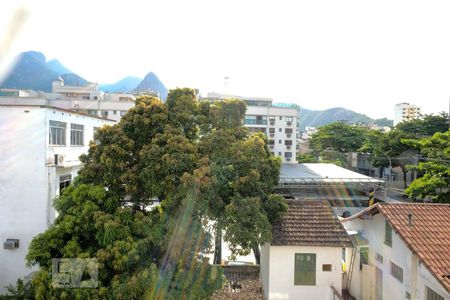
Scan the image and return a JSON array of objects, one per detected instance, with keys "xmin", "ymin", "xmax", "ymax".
[
  {"xmin": 344, "ymin": 214, "xmax": 450, "ymax": 300},
  {"xmin": 263, "ymin": 245, "xmax": 344, "ymax": 300},
  {"xmin": 260, "ymin": 243, "xmax": 270, "ymax": 300},
  {"xmin": 0, "ymin": 106, "xmax": 114, "ymax": 293}
]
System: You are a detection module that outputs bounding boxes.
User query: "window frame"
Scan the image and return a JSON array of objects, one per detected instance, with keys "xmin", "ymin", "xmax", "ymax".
[
  {"xmin": 70, "ymin": 123, "xmax": 84, "ymax": 146},
  {"xmin": 385, "ymin": 220, "xmax": 392, "ymax": 247},
  {"xmin": 49, "ymin": 120, "xmax": 67, "ymax": 146},
  {"xmin": 59, "ymin": 174, "xmax": 72, "ymax": 195},
  {"xmin": 294, "ymin": 253, "xmax": 316, "ymax": 286},
  {"xmin": 426, "ymin": 286, "xmax": 444, "ymax": 300},
  {"xmin": 390, "ymin": 261, "xmax": 403, "ymax": 283}
]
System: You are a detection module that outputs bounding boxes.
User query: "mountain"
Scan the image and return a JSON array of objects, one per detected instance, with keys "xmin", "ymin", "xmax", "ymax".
[
  {"xmin": 133, "ymin": 72, "xmax": 168, "ymax": 100},
  {"xmin": 299, "ymin": 107, "xmax": 393, "ymax": 130},
  {"xmin": 0, "ymin": 51, "xmax": 87, "ymax": 92},
  {"xmin": 47, "ymin": 59, "xmax": 73, "ymax": 75},
  {"xmin": 100, "ymin": 76, "xmax": 142, "ymax": 93}
]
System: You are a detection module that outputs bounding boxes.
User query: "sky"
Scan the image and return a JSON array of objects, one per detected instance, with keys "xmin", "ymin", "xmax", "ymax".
[{"xmin": 1, "ymin": 0, "xmax": 450, "ymax": 119}]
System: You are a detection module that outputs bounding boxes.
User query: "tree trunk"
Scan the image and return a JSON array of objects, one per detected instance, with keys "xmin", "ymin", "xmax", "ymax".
[
  {"xmin": 252, "ymin": 243, "xmax": 261, "ymax": 265},
  {"xmin": 402, "ymin": 167, "xmax": 408, "ymax": 189},
  {"xmin": 213, "ymin": 223, "xmax": 222, "ymax": 265}
]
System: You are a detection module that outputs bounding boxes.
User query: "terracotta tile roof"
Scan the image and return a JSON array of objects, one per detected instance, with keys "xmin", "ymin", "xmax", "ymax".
[
  {"xmin": 377, "ymin": 203, "xmax": 450, "ymax": 293},
  {"xmin": 271, "ymin": 200, "xmax": 353, "ymax": 247}
]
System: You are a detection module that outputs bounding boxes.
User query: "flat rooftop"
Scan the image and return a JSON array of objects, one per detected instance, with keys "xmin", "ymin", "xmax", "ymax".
[{"xmin": 279, "ymin": 163, "xmax": 384, "ymax": 186}]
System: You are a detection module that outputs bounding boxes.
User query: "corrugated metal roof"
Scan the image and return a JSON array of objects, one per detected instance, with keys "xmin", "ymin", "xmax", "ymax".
[{"xmin": 279, "ymin": 163, "xmax": 383, "ymax": 185}]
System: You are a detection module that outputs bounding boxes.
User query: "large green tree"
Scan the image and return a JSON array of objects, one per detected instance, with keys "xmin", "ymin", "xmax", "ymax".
[
  {"xmin": 404, "ymin": 130, "xmax": 450, "ymax": 202},
  {"xmin": 23, "ymin": 89, "xmax": 286, "ymax": 299},
  {"xmin": 309, "ymin": 122, "xmax": 369, "ymax": 153}
]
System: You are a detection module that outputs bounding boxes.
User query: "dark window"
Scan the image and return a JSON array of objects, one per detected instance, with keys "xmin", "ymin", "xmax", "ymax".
[
  {"xmin": 285, "ymin": 128, "xmax": 293, "ymax": 134},
  {"xmin": 385, "ymin": 221, "xmax": 392, "ymax": 246},
  {"xmin": 269, "ymin": 128, "xmax": 275, "ymax": 133},
  {"xmin": 268, "ymin": 140, "xmax": 275, "ymax": 145},
  {"xmin": 426, "ymin": 286, "xmax": 444, "ymax": 300},
  {"xmin": 295, "ymin": 253, "xmax": 316, "ymax": 285},
  {"xmin": 285, "ymin": 140, "xmax": 293, "ymax": 145},
  {"xmin": 285, "ymin": 152, "xmax": 292, "ymax": 158},
  {"xmin": 360, "ymin": 247, "xmax": 369, "ymax": 270},
  {"xmin": 59, "ymin": 174, "xmax": 72, "ymax": 195},
  {"xmin": 390, "ymin": 261, "xmax": 403, "ymax": 283}
]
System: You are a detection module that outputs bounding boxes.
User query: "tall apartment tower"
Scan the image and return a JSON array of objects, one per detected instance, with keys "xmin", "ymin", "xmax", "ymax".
[
  {"xmin": 394, "ymin": 102, "xmax": 421, "ymax": 126},
  {"xmin": 201, "ymin": 92, "xmax": 299, "ymax": 163}
]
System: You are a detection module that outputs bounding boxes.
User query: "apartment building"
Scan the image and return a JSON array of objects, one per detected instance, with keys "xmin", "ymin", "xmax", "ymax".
[
  {"xmin": 394, "ymin": 102, "xmax": 421, "ymax": 126},
  {"xmin": 0, "ymin": 105, "xmax": 114, "ymax": 293},
  {"xmin": 202, "ymin": 92, "xmax": 299, "ymax": 163}
]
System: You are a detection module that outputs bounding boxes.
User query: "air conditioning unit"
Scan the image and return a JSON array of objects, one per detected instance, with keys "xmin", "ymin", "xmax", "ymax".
[
  {"xmin": 286, "ymin": 157, "xmax": 291, "ymax": 161},
  {"xmin": 287, "ymin": 134, "xmax": 291, "ymax": 138},
  {"xmin": 287, "ymin": 145, "xmax": 291, "ymax": 149},
  {"xmin": 270, "ymin": 133, "xmax": 274, "ymax": 137},
  {"xmin": 4, "ymin": 239, "xmax": 19, "ymax": 249},
  {"xmin": 287, "ymin": 121, "xmax": 292, "ymax": 126},
  {"xmin": 270, "ymin": 145, "xmax": 274, "ymax": 149},
  {"xmin": 54, "ymin": 154, "xmax": 65, "ymax": 165},
  {"xmin": 270, "ymin": 121, "xmax": 275, "ymax": 125}
]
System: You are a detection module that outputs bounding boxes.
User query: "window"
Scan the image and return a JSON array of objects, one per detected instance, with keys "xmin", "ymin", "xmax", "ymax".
[
  {"xmin": 82, "ymin": 95, "xmax": 90, "ymax": 100},
  {"xmin": 268, "ymin": 140, "xmax": 275, "ymax": 145},
  {"xmin": 120, "ymin": 110, "xmax": 127, "ymax": 116},
  {"xmin": 93, "ymin": 96, "xmax": 98, "ymax": 100},
  {"xmin": 49, "ymin": 120, "xmax": 66, "ymax": 145},
  {"xmin": 295, "ymin": 253, "xmax": 316, "ymax": 285},
  {"xmin": 385, "ymin": 221, "xmax": 392, "ymax": 246},
  {"xmin": 279, "ymin": 116, "xmax": 282, "ymax": 120},
  {"xmin": 322, "ymin": 264, "xmax": 332, "ymax": 272},
  {"xmin": 375, "ymin": 252, "xmax": 383, "ymax": 263},
  {"xmin": 87, "ymin": 110, "xmax": 97, "ymax": 116},
  {"xmin": 113, "ymin": 110, "xmax": 117, "ymax": 115},
  {"xmin": 269, "ymin": 128, "xmax": 275, "ymax": 133},
  {"xmin": 70, "ymin": 124, "xmax": 84, "ymax": 146},
  {"xmin": 279, "ymin": 140, "xmax": 282, "ymax": 144},
  {"xmin": 269, "ymin": 116, "xmax": 275, "ymax": 123},
  {"xmin": 390, "ymin": 262, "xmax": 403, "ymax": 283},
  {"xmin": 278, "ymin": 152, "xmax": 282, "ymax": 156},
  {"xmin": 286, "ymin": 116, "xmax": 293, "ymax": 122},
  {"xmin": 426, "ymin": 286, "xmax": 444, "ymax": 300},
  {"xmin": 244, "ymin": 115, "xmax": 267, "ymax": 125},
  {"xmin": 101, "ymin": 111, "xmax": 109, "ymax": 117},
  {"xmin": 285, "ymin": 152, "xmax": 292, "ymax": 158},
  {"xmin": 59, "ymin": 174, "xmax": 71, "ymax": 195},
  {"xmin": 285, "ymin": 140, "xmax": 293, "ymax": 145},
  {"xmin": 360, "ymin": 247, "xmax": 369, "ymax": 270},
  {"xmin": 285, "ymin": 128, "xmax": 293, "ymax": 134},
  {"xmin": 279, "ymin": 128, "xmax": 282, "ymax": 132}
]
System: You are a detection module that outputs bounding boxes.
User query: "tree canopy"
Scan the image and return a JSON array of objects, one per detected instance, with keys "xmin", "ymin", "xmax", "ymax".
[{"xmin": 22, "ymin": 89, "xmax": 286, "ymax": 299}]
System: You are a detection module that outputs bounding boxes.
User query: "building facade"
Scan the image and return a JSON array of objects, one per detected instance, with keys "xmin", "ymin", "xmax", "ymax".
[
  {"xmin": 260, "ymin": 200, "xmax": 353, "ymax": 299},
  {"xmin": 394, "ymin": 102, "xmax": 421, "ymax": 126},
  {"xmin": 0, "ymin": 105, "xmax": 114, "ymax": 292},
  {"xmin": 342, "ymin": 203, "xmax": 450, "ymax": 300},
  {"xmin": 202, "ymin": 93, "xmax": 299, "ymax": 163}
]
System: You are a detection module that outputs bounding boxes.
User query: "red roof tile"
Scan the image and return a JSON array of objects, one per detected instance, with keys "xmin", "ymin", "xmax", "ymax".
[
  {"xmin": 347, "ymin": 203, "xmax": 450, "ymax": 293},
  {"xmin": 272, "ymin": 200, "xmax": 353, "ymax": 247}
]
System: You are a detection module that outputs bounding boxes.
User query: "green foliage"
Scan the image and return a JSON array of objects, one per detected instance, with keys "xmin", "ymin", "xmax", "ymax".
[
  {"xmin": 297, "ymin": 152, "xmax": 319, "ymax": 163},
  {"xmin": 25, "ymin": 88, "xmax": 285, "ymax": 298},
  {"xmin": 405, "ymin": 131, "xmax": 450, "ymax": 202},
  {"xmin": 310, "ymin": 122, "xmax": 369, "ymax": 153},
  {"xmin": 395, "ymin": 112, "xmax": 449, "ymax": 137},
  {"xmin": 0, "ymin": 279, "xmax": 35, "ymax": 300}
]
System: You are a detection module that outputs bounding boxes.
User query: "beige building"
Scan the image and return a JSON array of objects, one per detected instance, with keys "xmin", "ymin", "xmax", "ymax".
[
  {"xmin": 394, "ymin": 102, "xmax": 421, "ymax": 126},
  {"xmin": 202, "ymin": 92, "xmax": 299, "ymax": 163}
]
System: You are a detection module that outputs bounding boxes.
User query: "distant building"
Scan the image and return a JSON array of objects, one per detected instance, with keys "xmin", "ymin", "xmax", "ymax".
[
  {"xmin": 201, "ymin": 92, "xmax": 299, "ymax": 163},
  {"xmin": 342, "ymin": 203, "xmax": 450, "ymax": 300},
  {"xmin": 0, "ymin": 105, "xmax": 114, "ymax": 293},
  {"xmin": 0, "ymin": 78, "xmax": 137, "ymax": 122},
  {"xmin": 394, "ymin": 102, "xmax": 421, "ymax": 126},
  {"xmin": 260, "ymin": 200, "xmax": 353, "ymax": 299}
]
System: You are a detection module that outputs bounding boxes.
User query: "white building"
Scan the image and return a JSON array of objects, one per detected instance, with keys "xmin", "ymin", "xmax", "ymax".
[
  {"xmin": 0, "ymin": 78, "xmax": 137, "ymax": 122},
  {"xmin": 394, "ymin": 102, "xmax": 421, "ymax": 126},
  {"xmin": 0, "ymin": 104, "xmax": 115, "ymax": 293},
  {"xmin": 342, "ymin": 203, "xmax": 450, "ymax": 300},
  {"xmin": 202, "ymin": 92, "xmax": 299, "ymax": 163},
  {"xmin": 260, "ymin": 200, "xmax": 353, "ymax": 300}
]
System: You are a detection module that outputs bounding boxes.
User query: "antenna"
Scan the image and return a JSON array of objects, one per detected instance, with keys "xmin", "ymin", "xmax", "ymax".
[{"xmin": 224, "ymin": 76, "xmax": 230, "ymax": 91}]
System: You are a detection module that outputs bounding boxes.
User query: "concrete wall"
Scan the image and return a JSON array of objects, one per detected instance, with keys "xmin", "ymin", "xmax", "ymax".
[
  {"xmin": 0, "ymin": 106, "xmax": 114, "ymax": 293},
  {"xmin": 260, "ymin": 243, "xmax": 270, "ymax": 300},
  {"xmin": 344, "ymin": 214, "xmax": 450, "ymax": 300},
  {"xmin": 262, "ymin": 245, "xmax": 343, "ymax": 300}
]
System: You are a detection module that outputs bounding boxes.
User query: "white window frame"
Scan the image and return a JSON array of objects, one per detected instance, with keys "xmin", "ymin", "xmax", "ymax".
[
  {"xmin": 70, "ymin": 123, "xmax": 84, "ymax": 146},
  {"xmin": 49, "ymin": 120, "xmax": 66, "ymax": 146}
]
